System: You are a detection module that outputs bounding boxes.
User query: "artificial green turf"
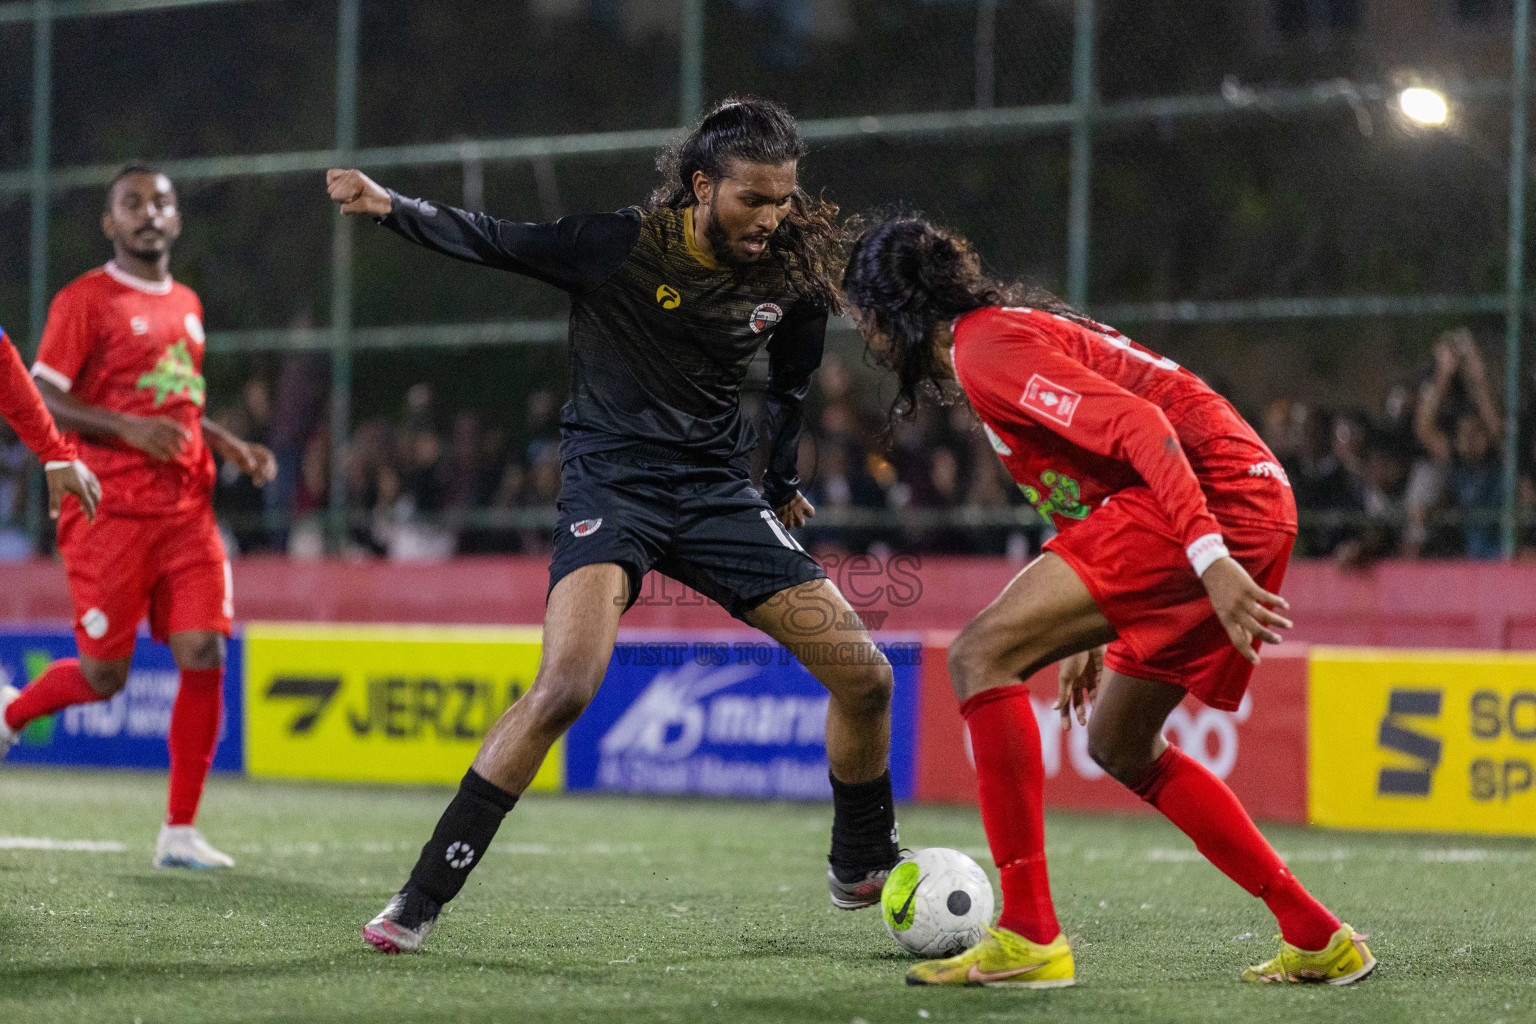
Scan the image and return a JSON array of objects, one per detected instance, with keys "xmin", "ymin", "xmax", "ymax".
[{"xmin": 1, "ymin": 769, "xmax": 1531, "ymax": 1024}]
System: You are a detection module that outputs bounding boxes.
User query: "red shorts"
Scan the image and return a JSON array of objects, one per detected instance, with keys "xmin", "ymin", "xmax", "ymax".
[
  {"xmin": 57, "ymin": 504, "xmax": 232, "ymax": 660},
  {"xmin": 1044, "ymin": 486, "xmax": 1294, "ymax": 711}
]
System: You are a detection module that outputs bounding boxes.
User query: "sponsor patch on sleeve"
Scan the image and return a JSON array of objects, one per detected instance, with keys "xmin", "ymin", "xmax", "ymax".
[{"xmin": 1019, "ymin": 374, "xmax": 1082, "ymax": 428}]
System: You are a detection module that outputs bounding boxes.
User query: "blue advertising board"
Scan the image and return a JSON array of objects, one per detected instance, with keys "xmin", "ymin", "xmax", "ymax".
[
  {"xmin": 566, "ymin": 634, "xmax": 922, "ymax": 800},
  {"xmin": 0, "ymin": 626, "xmax": 243, "ymax": 772}
]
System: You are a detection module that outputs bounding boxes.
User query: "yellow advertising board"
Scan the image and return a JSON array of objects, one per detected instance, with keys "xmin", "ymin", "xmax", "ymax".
[
  {"xmin": 1309, "ymin": 648, "xmax": 1536, "ymax": 836},
  {"xmin": 244, "ymin": 623, "xmax": 560, "ymax": 790}
]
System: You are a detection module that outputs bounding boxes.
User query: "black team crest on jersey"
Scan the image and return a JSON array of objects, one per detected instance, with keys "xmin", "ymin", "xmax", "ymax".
[
  {"xmin": 749, "ymin": 302, "xmax": 782, "ymax": 334},
  {"xmin": 656, "ymin": 285, "xmax": 681, "ymax": 309}
]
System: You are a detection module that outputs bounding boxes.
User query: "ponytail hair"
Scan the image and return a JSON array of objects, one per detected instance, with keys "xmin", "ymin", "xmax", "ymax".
[
  {"xmin": 843, "ymin": 215, "xmax": 1085, "ymax": 428},
  {"xmin": 652, "ymin": 97, "xmax": 846, "ymax": 313}
]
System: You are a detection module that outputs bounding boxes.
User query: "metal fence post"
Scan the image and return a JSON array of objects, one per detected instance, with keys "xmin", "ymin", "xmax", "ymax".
[
  {"xmin": 328, "ymin": 0, "xmax": 359, "ymax": 551},
  {"xmin": 680, "ymin": 0, "xmax": 704, "ymax": 125},
  {"xmin": 25, "ymin": 0, "xmax": 52, "ymax": 548},
  {"xmin": 975, "ymin": 0, "xmax": 998, "ymax": 110},
  {"xmin": 1504, "ymin": 0, "xmax": 1530, "ymax": 558},
  {"xmin": 1066, "ymin": 0, "xmax": 1094, "ymax": 307}
]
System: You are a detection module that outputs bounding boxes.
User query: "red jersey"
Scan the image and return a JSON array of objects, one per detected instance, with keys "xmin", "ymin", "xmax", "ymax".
[
  {"xmin": 952, "ymin": 306, "xmax": 1295, "ymax": 568},
  {"xmin": 0, "ymin": 330, "xmax": 75, "ymax": 463},
  {"xmin": 33, "ymin": 263, "xmax": 214, "ymax": 517}
]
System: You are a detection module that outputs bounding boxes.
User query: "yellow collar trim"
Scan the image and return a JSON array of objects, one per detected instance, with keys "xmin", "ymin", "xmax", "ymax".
[{"xmin": 683, "ymin": 207, "xmax": 720, "ymax": 270}]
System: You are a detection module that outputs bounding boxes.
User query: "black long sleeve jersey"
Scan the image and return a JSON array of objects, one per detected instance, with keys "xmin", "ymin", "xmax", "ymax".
[{"xmin": 379, "ymin": 194, "xmax": 827, "ymax": 507}]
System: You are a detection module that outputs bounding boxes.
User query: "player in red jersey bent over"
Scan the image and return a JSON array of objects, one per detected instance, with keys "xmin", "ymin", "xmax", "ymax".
[
  {"xmin": 0, "ymin": 163, "xmax": 276, "ymax": 870},
  {"xmin": 842, "ymin": 217, "xmax": 1375, "ymax": 988}
]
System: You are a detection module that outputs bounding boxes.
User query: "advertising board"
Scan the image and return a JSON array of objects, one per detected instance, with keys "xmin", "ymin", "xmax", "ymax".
[
  {"xmin": 565, "ymin": 634, "xmax": 923, "ymax": 800},
  {"xmin": 243, "ymin": 623, "xmax": 558, "ymax": 788},
  {"xmin": 1309, "ymin": 648, "xmax": 1536, "ymax": 835},
  {"xmin": 0, "ymin": 626, "xmax": 243, "ymax": 772},
  {"xmin": 914, "ymin": 641, "xmax": 1309, "ymax": 823}
]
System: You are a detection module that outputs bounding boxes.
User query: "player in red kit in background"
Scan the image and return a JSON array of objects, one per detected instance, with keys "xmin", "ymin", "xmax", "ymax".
[
  {"xmin": 843, "ymin": 218, "xmax": 1375, "ymax": 989},
  {"xmin": 0, "ymin": 163, "xmax": 276, "ymax": 870}
]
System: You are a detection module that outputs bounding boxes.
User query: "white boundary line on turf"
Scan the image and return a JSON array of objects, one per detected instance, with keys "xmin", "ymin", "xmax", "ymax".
[{"xmin": 0, "ymin": 836, "xmax": 126, "ymax": 852}]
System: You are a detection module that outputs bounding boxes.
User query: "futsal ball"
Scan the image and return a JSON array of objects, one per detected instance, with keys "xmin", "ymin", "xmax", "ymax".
[{"xmin": 880, "ymin": 847, "xmax": 995, "ymax": 957}]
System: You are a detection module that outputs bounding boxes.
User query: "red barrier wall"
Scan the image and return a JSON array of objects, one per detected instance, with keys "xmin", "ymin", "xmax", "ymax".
[
  {"xmin": 913, "ymin": 641, "xmax": 1309, "ymax": 821},
  {"xmin": 3, "ymin": 555, "xmax": 1534, "ymax": 647}
]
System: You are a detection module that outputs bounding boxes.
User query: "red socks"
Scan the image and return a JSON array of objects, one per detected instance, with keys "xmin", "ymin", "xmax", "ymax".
[
  {"xmin": 3, "ymin": 658, "xmax": 105, "ymax": 732},
  {"xmin": 960, "ymin": 685, "xmax": 1061, "ymax": 945},
  {"xmin": 166, "ymin": 667, "xmax": 223, "ymax": 826},
  {"xmin": 1133, "ymin": 745, "xmax": 1341, "ymax": 951},
  {"xmin": 7, "ymin": 659, "xmax": 224, "ymax": 828}
]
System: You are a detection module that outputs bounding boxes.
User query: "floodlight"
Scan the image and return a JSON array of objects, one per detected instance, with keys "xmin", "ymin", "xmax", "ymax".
[{"xmin": 1399, "ymin": 87, "xmax": 1450, "ymax": 127}]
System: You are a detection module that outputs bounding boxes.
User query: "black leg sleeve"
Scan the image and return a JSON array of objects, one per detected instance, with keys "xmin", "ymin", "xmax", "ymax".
[
  {"xmin": 828, "ymin": 769, "xmax": 900, "ymax": 878},
  {"xmin": 405, "ymin": 768, "xmax": 518, "ymax": 906}
]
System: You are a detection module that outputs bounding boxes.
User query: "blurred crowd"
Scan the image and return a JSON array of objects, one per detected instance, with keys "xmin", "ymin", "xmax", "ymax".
[
  {"xmin": 204, "ymin": 356, "xmax": 570, "ymax": 561},
  {"xmin": 1261, "ymin": 327, "xmax": 1534, "ymax": 564},
  {"xmin": 2, "ymin": 328, "xmax": 1535, "ymax": 564},
  {"xmin": 785, "ymin": 326, "xmax": 1536, "ymax": 565},
  {"xmin": 194, "ymin": 352, "xmax": 1045, "ymax": 562}
]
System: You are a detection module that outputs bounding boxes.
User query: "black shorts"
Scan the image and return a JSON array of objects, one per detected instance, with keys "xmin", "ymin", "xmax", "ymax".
[{"xmin": 548, "ymin": 448, "xmax": 827, "ymax": 620}]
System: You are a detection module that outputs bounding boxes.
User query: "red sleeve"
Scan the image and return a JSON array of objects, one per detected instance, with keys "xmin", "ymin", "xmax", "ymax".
[
  {"xmin": 32, "ymin": 285, "xmax": 94, "ymax": 393},
  {"xmin": 0, "ymin": 332, "xmax": 75, "ymax": 463},
  {"xmin": 956, "ymin": 318, "xmax": 1223, "ymax": 557}
]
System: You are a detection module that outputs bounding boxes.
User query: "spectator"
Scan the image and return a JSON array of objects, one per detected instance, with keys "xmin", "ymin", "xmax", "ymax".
[
  {"xmin": 212, "ymin": 376, "xmax": 273, "ymax": 554},
  {"xmin": 400, "ymin": 427, "xmax": 446, "ymax": 515},
  {"xmin": 265, "ymin": 347, "xmax": 329, "ymax": 550},
  {"xmin": 443, "ymin": 411, "xmax": 484, "ymax": 511},
  {"xmin": 1414, "ymin": 328, "xmax": 1504, "ymax": 559},
  {"xmin": 907, "ymin": 445, "xmax": 969, "ymax": 553},
  {"xmin": 1265, "ymin": 401, "xmax": 1331, "ymax": 555},
  {"xmin": 801, "ymin": 427, "xmax": 887, "ymax": 555},
  {"xmin": 1331, "ymin": 426, "xmax": 1410, "ymax": 568},
  {"xmin": 1358, "ymin": 429, "xmax": 1410, "ymax": 556},
  {"xmin": 0, "ymin": 422, "xmax": 34, "ymax": 560},
  {"xmin": 286, "ymin": 427, "xmax": 331, "ymax": 559},
  {"xmin": 458, "ymin": 462, "xmax": 529, "ymax": 555},
  {"xmin": 1303, "ymin": 411, "xmax": 1369, "ymax": 559},
  {"xmin": 1518, "ymin": 417, "xmax": 1536, "ymax": 557},
  {"xmin": 964, "ymin": 430, "xmax": 1038, "ymax": 559},
  {"xmin": 1260, "ymin": 399, "xmax": 1301, "ymax": 478},
  {"xmin": 524, "ymin": 388, "xmax": 561, "ymax": 466},
  {"xmin": 477, "ymin": 425, "xmax": 511, "ymax": 502}
]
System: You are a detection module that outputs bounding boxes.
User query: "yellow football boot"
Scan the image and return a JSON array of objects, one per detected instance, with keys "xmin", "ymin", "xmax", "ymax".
[
  {"xmin": 905, "ymin": 926, "xmax": 1075, "ymax": 989},
  {"xmin": 1242, "ymin": 924, "xmax": 1376, "ymax": 985}
]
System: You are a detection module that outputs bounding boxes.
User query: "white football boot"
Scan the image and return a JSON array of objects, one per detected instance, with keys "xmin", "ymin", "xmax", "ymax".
[
  {"xmin": 363, "ymin": 889, "xmax": 441, "ymax": 954},
  {"xmin": 0, "ymin": 683, "xmax": 20, "ymax": 761},
  {"xmin": 828, "ymin": 863, "xmax": 894, "ymax": 910},
  {"xmin": 153, "ymin": 824, "xmax": 235, "ymax": 869}
]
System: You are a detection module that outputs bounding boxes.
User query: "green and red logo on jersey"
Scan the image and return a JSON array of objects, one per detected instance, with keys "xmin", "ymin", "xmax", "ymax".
[
  {"xmin": 136, "ymin": 338, "xmax": 205, "ymax": 407},
  {"xmin": 1021, "ymin": 470, "xmax": 1091, "ymax": 526}
]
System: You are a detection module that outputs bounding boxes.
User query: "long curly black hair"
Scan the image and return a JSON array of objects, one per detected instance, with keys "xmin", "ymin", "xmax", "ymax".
[
  {"xmin": 652, "ymin": 97, "xmax": 846, "ymax": 314},
  {"xmin": 843, "ymin": 215, "xmax": 1086, "ymax": 426}
]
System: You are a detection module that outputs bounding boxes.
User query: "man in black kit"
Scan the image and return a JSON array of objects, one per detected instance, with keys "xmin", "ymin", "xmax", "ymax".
[{"xmin": 328, "ymin": 98, "xmax": 901, "ymax": 954}]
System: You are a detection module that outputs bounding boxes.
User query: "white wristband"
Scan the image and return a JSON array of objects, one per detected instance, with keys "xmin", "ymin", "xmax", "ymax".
[
  {"xmin": 1186, "ymin": 532, "xmax": 1230, "ymax": 577},
  {"xmin": 43, "ymin": 460, "xmax": 77, "ymax": 471}
]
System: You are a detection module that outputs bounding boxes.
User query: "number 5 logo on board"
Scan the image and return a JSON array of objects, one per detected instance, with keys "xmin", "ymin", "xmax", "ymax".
[{"xmin": 1376, "ymin": 688, "xmax": 1443, "ymax": 797}]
